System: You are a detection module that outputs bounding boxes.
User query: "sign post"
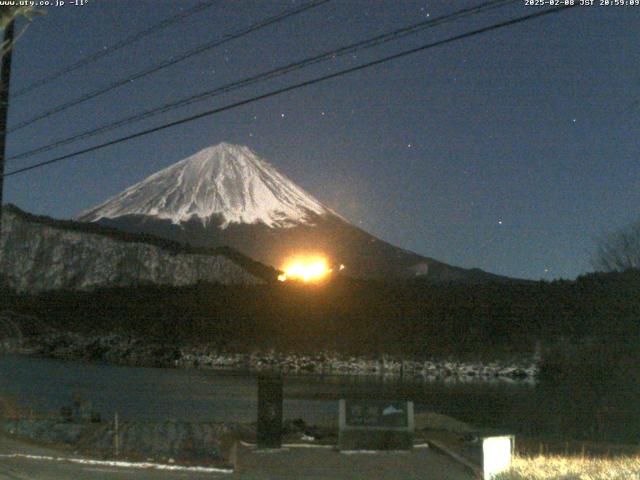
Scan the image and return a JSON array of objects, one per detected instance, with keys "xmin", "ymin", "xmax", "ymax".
[
  {"xmin": 480, "ymin": 435, "xmax": 515, "ymax": 480},
  {"xmin": 338, "ymin": 399, "xmax": 414, "ymax": 450},
  {"xmin": 257, "ymin": 373, "xmax": 283, "ymax": 449}
]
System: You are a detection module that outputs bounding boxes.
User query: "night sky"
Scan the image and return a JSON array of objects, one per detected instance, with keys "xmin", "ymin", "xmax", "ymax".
[{"xmin": 4, "ymin": 0, "xmax": 639, "ymax": 280}]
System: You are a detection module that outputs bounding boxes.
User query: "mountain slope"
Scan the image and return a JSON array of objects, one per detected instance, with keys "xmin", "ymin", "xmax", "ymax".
[
  {"xmin": 78, "ymin": 143, "xmax": 337, "ymax": 229},
  {"xmin": 77, "ymin": 142, "xmax": 514, "ymax": 283},
  {"xmin": 0, "ymin": 204, "xmax": 276, "ymax": 293}
]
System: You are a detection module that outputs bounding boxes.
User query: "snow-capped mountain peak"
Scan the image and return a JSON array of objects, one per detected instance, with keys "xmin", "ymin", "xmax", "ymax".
[{"xmin": 77, "ymin": 142, "xmax": 336, "ymax": 228}]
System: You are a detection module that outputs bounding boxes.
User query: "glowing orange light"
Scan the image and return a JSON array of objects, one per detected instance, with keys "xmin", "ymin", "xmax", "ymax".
[{"xmin": 278, "ymin": 256, "xmax": 332, "ymax": 282}]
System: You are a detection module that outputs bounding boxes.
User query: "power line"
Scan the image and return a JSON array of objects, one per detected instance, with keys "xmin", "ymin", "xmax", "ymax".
[
  {"xmin": 6, "ymin": 0, "xmax": 331, "ymax": 133},
  {"xmin": 13, "ymin": 0, "xmax": 220, "ymax": 98},
  {"xmin": 2, "ymin": 5, "xmax": 575, "ymax": 179},
  {"xmin": 8, "ymin": 0, "xmax": 516, "ymax": 163}
]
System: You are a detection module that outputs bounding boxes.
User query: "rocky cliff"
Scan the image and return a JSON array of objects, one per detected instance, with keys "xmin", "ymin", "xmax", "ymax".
[{"xmin": 0, "ymin": 205, "xmax": 272, "ymax": 293}]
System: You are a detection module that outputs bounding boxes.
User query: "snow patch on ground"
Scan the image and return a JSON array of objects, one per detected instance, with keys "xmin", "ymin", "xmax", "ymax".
[
  {"xmin": 177, "ymin": 350, "xmax": 539, "ymax": 384},
  {"xmin": 0, "ymin": 453, "xmax": 232, "ymax": 473}
]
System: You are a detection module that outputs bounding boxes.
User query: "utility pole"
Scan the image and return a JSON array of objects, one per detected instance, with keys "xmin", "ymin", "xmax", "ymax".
[{"xmin": 0, "ymin": 19, "xmax": 14, "ymax": 238}]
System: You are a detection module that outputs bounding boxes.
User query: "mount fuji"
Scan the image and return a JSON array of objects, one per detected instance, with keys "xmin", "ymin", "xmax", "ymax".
[{"xmin": 77, "ymin": 142, "xmax": 509, "ymax": 282}]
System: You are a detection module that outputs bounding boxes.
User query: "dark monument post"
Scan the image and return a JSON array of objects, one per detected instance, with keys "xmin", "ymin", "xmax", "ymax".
[{"xmin": 257, "ymin": 373, "xmax": 283, "ymax": 448}]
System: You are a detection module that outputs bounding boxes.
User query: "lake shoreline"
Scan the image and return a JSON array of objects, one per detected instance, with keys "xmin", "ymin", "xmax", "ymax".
[{"xmin": 6, "ymin": 332, "xmax": 539, "ymax": 383}]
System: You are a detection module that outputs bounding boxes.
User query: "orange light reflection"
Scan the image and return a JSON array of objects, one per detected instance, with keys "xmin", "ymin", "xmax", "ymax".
[{"xmin": 278, "ymin": 256, "xmax": 332, "ymax": 283}]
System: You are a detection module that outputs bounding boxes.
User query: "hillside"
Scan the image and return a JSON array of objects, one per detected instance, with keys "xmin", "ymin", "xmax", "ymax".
[
  {"xmin": 3, "ymin": 269, "xmax": 639, "ymax": 360},
  {"xmin": 0, "ymin": 204, "xmax": 277, "ymax": 293}
]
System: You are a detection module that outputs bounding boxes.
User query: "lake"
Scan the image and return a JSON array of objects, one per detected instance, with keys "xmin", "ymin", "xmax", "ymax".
[{"xmin": 1, "ymin": 354, "xmax": 638, "ymax": 443}]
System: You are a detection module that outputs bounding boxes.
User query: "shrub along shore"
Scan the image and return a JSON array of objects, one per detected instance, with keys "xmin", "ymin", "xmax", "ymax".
[{"xmin": 1, "ymin": 270, "xmax": 639, "ymax": 384}]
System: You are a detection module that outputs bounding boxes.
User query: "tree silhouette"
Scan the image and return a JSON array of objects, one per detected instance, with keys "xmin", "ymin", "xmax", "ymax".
[{"xmin": 593, "ymin": 220, "xmax": 640, "ymax": 272}]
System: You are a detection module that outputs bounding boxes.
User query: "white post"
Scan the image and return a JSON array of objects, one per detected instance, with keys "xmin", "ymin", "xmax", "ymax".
[{"xmin": 114, "ymin": 413, "xmax": 119, "ymax": 457}]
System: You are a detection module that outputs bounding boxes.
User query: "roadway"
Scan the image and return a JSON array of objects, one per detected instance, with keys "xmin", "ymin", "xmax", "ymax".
[{"xmin": 0, "ymin": 435, "xmax": 475, "ymax": 480}]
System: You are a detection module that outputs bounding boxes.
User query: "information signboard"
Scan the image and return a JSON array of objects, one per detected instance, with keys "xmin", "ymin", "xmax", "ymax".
[{"xmin": 339, "ymin": 399, "xmax": 414, "ymax": 450}]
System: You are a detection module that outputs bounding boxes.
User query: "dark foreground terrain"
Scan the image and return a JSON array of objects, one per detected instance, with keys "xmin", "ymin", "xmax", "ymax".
[
  {"xmin": 2, "ymin": 269, "xmax": 639, "ymax": 361},
  {"xmin": 2, "ymin": 270, "xmax": 640, "ymax": 445}
]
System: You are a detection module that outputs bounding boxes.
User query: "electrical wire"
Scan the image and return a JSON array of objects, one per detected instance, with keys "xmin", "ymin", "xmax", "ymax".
[
  {"xmin": 13, "ymin": 0, "xmax": 220, "ymax": 98},
  {"xmin": 8, "ymin": 0, "xmax": 516, "ymax": 162},
  {"xmin": 2, "ymin": 5, "xmax": 576, "ymax": 179},
  {"xmin": 7, "ymin": 0, "xmax": 331, "ymax": 133}
]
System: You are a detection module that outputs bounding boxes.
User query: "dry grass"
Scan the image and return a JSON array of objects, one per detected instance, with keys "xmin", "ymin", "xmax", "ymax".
[{"xmin": 496, "ymin": 454, "xmax": 640, "ymax": 480}]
